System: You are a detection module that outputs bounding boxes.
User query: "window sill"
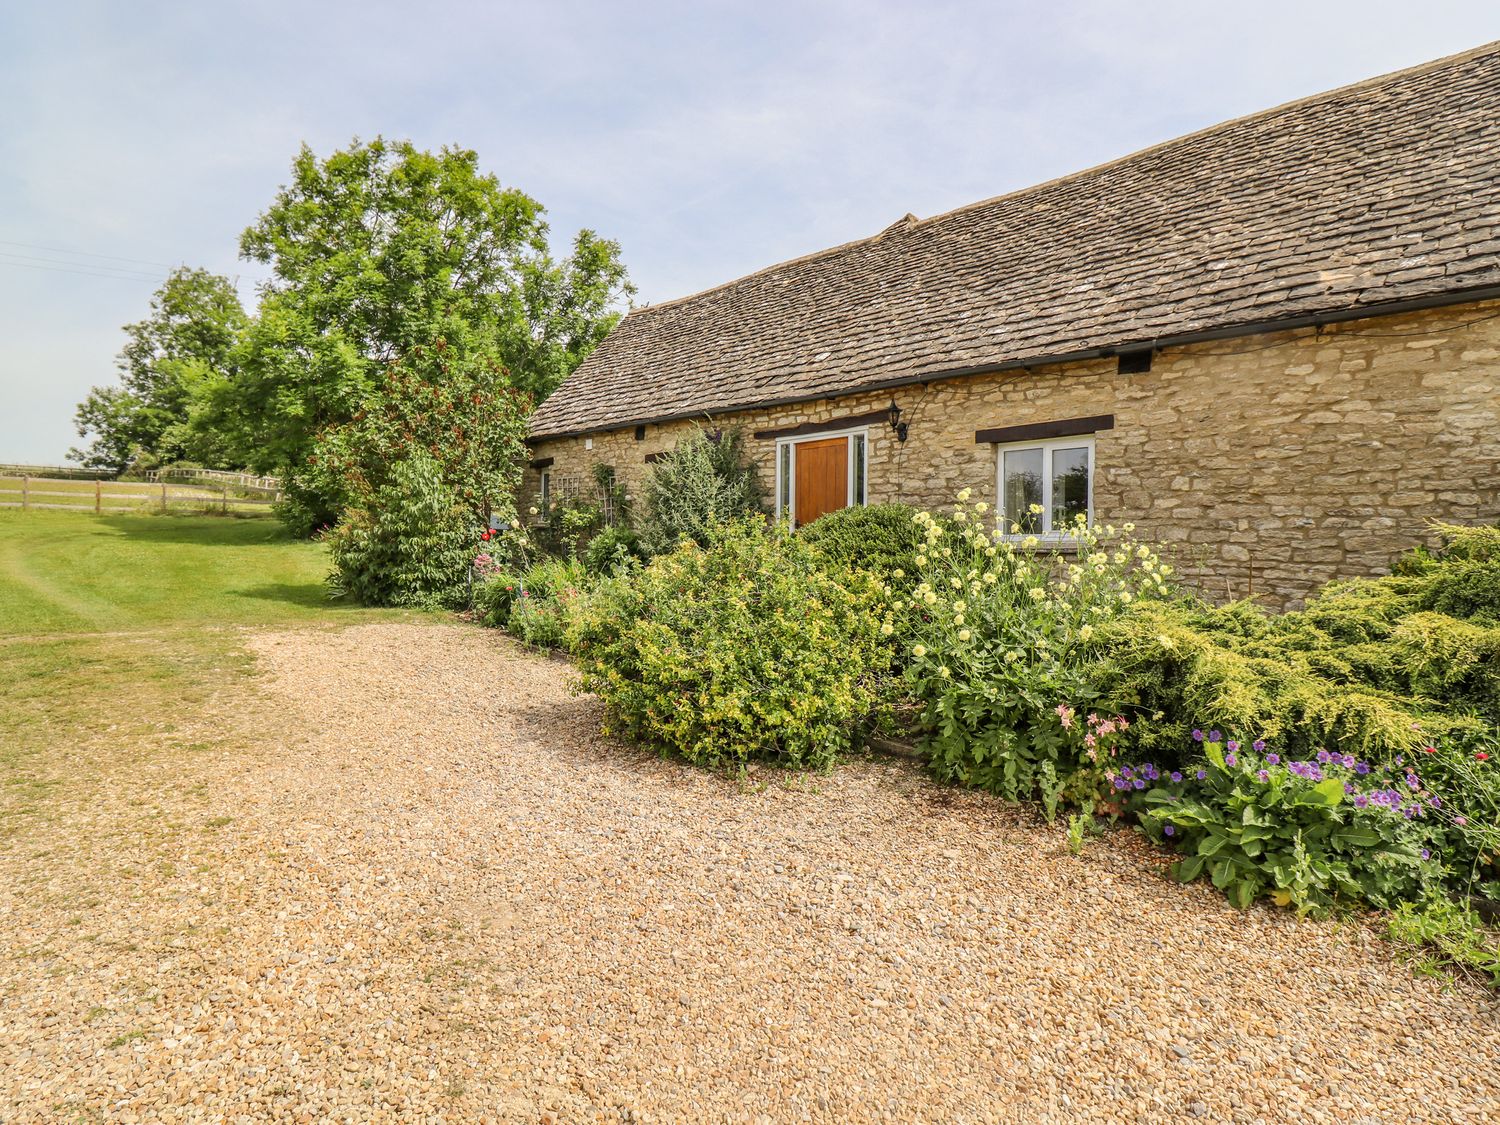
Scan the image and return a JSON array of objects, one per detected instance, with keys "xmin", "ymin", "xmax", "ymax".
[{"xmin": 998, "ymin": 535, "xmax": 1084, "ymax": 555}]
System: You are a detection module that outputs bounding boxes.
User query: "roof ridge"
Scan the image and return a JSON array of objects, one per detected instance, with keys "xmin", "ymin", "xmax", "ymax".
[{"xmin": 908, "ymin": 39, "xmax": 1500, "ymax": 232}]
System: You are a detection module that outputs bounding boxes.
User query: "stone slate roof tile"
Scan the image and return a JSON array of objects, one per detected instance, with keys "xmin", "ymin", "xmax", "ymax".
[{"xmin": 530, "ymin": 42, "xmax": 1500, "ymax": 439}]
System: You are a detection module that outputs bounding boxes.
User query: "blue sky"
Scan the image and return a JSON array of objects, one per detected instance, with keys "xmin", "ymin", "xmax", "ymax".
[{"xmin": 2, "ymin": 1, "xmax": 1497, "ymax": 463}]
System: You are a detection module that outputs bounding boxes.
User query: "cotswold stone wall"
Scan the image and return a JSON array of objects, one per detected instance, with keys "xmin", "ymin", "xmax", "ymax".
[{"xmin": 526, "ymin": 300, "xmax": 1500, "ymax": 609}]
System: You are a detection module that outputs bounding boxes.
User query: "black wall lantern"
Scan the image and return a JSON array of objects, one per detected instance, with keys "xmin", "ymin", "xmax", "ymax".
[{"xmin": 887, "ymin": 400, "xmax": 909, "ymax": 442}]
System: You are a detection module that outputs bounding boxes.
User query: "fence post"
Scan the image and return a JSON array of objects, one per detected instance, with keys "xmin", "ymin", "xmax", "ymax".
[
  {"xmin": 160, "ymin": 482, "xmax": 168, "ymax": 513},
  {"xmin": 21, "ymin": 475, "xmax": 28, "ymax": 511},
  {"xmin": 222, "ymin": 486, "xmax": 228, "ymax": 515},
  {"xmin": 95, "ymin": 479, "xmax": 102, "ymax": 515}
]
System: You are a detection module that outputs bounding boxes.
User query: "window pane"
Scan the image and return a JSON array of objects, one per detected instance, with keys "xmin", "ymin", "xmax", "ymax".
[
  {"xmin": 1003, "ymin": 448, "xmax": 1043, "ymax": 533},
  {"xmin": 852, "ymin": 434, "xmax": 866, "ymax": 505},
  {"xmin": 1051, "ymin": 446, "xmax": 1090, "ymax": 531}
]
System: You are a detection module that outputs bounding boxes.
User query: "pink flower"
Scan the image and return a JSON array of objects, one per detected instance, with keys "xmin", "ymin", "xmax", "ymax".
[{"xmin": 1055, "ymin": 704, "xmax": 1074, "ymax": 729}]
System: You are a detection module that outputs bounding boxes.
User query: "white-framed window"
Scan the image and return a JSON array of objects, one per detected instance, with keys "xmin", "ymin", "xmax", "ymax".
[
  {"xmin": 773, "ymin": 427, "xmax": 868, "ymax": 524},
  {"xmin": 996, "ymin": 436, "xmax": 1094, "ymax": 536}
]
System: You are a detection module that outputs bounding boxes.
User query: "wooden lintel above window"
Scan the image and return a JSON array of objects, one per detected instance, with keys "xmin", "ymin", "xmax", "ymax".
[
  {"xmin": 529, "ymin": 456, "xmax": 554, "ymax": 470},
  {"xmin": 974, "ymin": 414, "xmax": 1114, "ymax": 445},
  {"xmin": 753, "ymin": 410, "xmax": 888, "ymax": 441}
]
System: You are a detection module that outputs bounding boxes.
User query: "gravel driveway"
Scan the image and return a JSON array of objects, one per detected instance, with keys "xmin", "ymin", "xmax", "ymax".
[{"xmin": 3, "ymin": 621, "xmax": 1497, "ymax": 1123}]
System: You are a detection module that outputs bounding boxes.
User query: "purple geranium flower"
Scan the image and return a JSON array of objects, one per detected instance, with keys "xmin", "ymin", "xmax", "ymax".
[
  {"xmin": 1192, "ymin": 729, "xmax": 1204, "ymax": 742},
  {"xmin": 1208, "ymin": 730, "xmax": 1221, "ymax": 742},
  {"xmin": 1257, "ymin": 770, "xmax": 1270, "ymax": 782},
  {"xmin": 1265, "ymin": 752, "xmax": 1279, "ymax": 765},
  {"xmin": 1225, "ymin": 754, "xmax": 1238, "ymax": 767},
  {"xmin": 1163, "ymin": 824, "xmax": 1176, "ymax": 837},
  {"xmin": 1195, "ymin": 769, "xmax": 1207, "ymax": 780},
  {"xmin": 1133, "ymin": 779, "xmax": 1146, "ymax": 790},
  {"xmin": 1170, "ymin": 771, "xmax": 1183, "ymax": 783},
  {"xmin": 1253, "ymin": 740, "xmax": 1266, "ymax": 753},
  {"xmin": 1354, "ymin": 762, "xmax": 1370, "ymax": 775}
]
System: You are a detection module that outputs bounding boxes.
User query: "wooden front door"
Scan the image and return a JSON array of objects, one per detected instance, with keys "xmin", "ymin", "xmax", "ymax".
[{"xmin": 793, "ymin": 436, "xmax": 849, "ymax": 527}]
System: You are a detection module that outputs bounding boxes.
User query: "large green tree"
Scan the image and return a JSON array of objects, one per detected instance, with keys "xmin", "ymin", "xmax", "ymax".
[
  {"xmin": 70, "ymin": 267, "xmax": 249, "ymax": 473},
  {"xmin": 218, "ymin": 137, "xmax": 632, "ymax": 529}
]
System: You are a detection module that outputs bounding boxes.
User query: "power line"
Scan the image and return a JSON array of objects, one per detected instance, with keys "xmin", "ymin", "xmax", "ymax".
[
  {"xmin": 0, "ymin": 238, "xmax": 178, "ymax": 271},
  {"xmin": 0, "ymin": 250, "xmax": 162, "ymax": 281},
  {"xmin": 0, "ymin": 255, "xmax": 161, "ymax": 283}
]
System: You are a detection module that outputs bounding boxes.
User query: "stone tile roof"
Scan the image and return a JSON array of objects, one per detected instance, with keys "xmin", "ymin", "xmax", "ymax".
[{"xmin": 530, "ymin": 42, "xmax": 1500, "ymax": 440}]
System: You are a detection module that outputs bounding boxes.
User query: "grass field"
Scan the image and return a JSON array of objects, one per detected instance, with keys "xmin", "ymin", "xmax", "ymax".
[{"xmin": 0, "ymin": 510, "xmax": 424, "ymax": 834}]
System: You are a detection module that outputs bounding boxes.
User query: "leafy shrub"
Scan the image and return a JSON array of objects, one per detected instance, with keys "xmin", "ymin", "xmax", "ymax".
[
  {"xmin": 1388, "ymin": 895, "xmax": 1500, "ymax": 989},
  {"xmin": 799, "ymin": 503, "xmax": 926, "ymax": 582},
  {"xmin": 475, "ymin": 557, "xmax": 586, "ymax": 647},
  {"xmin": 1125, "ymin": 733, "xmax": 1442, "ymax": 912},
  {"xmin": 896, "ymin": 491, "xmax": 1173, "ymax": 816},
  {"xmin": 636, "ymin": 426, "xmax": 764, "ymax": 555},
  {"xmin": 327, "ymin": 451, "xmax": 478, "ymax": 607},
  {"xmin": 583, "ymin": 525, "xmax": 648, "ymax": 576},
  {"xmin": 568, "ymin": 519, "xmax": 893, "ymax": 769}
]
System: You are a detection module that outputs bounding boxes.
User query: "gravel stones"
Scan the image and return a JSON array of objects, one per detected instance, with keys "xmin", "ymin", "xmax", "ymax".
[{"xmin": 2, "ymin": 621, "xmax": 1497, "ymax": 1122}]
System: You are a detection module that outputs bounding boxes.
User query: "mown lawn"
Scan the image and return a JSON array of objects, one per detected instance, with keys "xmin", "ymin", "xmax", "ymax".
[{"xmin": 0, "ymin": 511, "xmax": 425, "ymax": 833}]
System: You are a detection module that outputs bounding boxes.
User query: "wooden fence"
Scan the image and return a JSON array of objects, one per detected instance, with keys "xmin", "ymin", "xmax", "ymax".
[
  {"xmin": 144, "ymin": 467, "xmax": 283, "ymax": 495},
  {"xmin": 0, "ymin": 476, "xmax": 278, "ymax": 515}
]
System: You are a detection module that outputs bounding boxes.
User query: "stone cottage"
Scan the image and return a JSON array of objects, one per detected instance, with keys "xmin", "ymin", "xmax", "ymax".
[{"xmin": 525, "ymin": 43, "xmax": 1500, "ymax": 608}]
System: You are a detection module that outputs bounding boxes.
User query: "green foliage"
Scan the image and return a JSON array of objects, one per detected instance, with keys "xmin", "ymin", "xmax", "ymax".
[
  {"xmin": 71, "ymin": 267, "xmax": 249, "ymax": 473},
  {"xmin": 326, "ymin": 451, "xmax": 479, "ymax": 607},
  {"xmin": 798, "ymin": 503, "xmax": 925, "ymax": 582},
  {"xmin": 1097, "ymin": 527, "xmax": 1500, "ymax": 767},
  {"xmin": 476, "ymin": 558, "xmax": 587, "ymax": 648},
  {"xmin": 282, "ymin": 341, "xmax": 529, "ymax": 537},
  {"xmin": 221, "ymin": 137, "xmax": 632, "ymax": 526},
  {"xmin": 897, "ymin": 494, "xmax": 1171, "ymax": 817},
  {"xmin": 1129, "ymin": 737, "xmax": 1441, "ymax": 912},
  {"xmin": 636, "ymin": 427, "xmax": 765, "ymax": 555},
  {"xmin": 583, "ymin": 525, "xmax": 648, "ymax": 576},
  {"xmin": 1388, "ymin": 895, "xmax": 1500, "ymax": 989},
  {"xmin": 568, "ymin": 520, "xmax": 893, "ymax": 770}
]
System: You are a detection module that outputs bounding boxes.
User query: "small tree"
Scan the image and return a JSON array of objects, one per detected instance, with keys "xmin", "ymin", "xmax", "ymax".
[
  {"xmin": 314, "ymin": 341, "xmax": 530, "ymax": 603},
  {"xmin": 70, "ymin": 267, "xmax": 248, "ymax": 472},
  {"xmin": 637, "ymin": 426, "xmax": 765, "ymax": 555}
]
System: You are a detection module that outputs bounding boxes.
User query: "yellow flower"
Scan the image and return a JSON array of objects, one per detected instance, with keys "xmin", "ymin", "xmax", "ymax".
[
  {"xmin": 954, "ymin": 510, "xmax": 968, "ymax": 523},
  {"xmin": 880, "ymin": 622, "xmax": 894, "ymax": 636},
  {"xmin": 1022, "ymin": 536, "xmax": 1039, "ymax": 550},
  {"xmin": 1028, "ymin": 587, "xmax": 1045, "ymax": 601},
  {"xmin": 956, "ymin": 487, "xmax": 972, "ymax": 502},
  {"xmin": 1079, "ymin": 624, "xmax": 1095, "ymax": 641},
  {"xmin": 1009, "ymin": 522, "xmax": 1021, "ymax": 534},
  {"xmin": 954, "ymin": 600, "xmax": 966, "ymax": 611},
  {"xmin": 912, "ymin": 644, "xmax": 927, "ymax": 658},
  {"xmin": 953, "ymin": 613, "xmax": 965, "ymax": 626},
  {"xmin": 985, "ymin": 546, "xmax": 997, "ymax": 558},
  {"xmin": 1123, "ymin": 522, "xmax": 1136, "ymax": 532},
  {"xmin": 892, "ymin": 568, "xmax": 905, "ymax": 579},
  {"xmin": 915, "ymin": 554, "xmax": 928, "ymax": 566},
  {"xmin": 958, "ymin": 628, "xmax": 971, "ymax": 641},
  {"xmin": 1028, "ymin": 502, "xmax": 1043, "ymax": 515},
  {"xmin": 923, "ymin": 591, "xmax": 937, "ymax": 605},
  {"xmin": 983, "ymin": 572, "xmax": 997, "ymax": 584},
  {"xmin": 974, "ymin": 502, "xmax": 988, "ymax": 513},
  {"xmin": 949, "ymin": 577, "xmax": 962, "ymax": 589},
  {"xmin": 1004, "ymin": 650, "xmax": 1021, "ymax": 663},
  {"xmin": 1136, "ymin": 544, "xmax": 1151, "ymax": 559},
  {"xmin": 1120, "ymin": 591, "xmax": 1133, "ymax": 604},
  {"xmin": 938, "ymin": 665, "xmax": 951, "ymax": 678}
]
